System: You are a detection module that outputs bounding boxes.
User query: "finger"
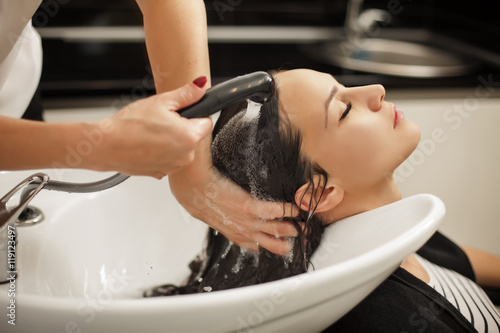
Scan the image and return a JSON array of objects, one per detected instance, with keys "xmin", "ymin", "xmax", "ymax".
[
  {"xmin": 160, "ymin": 76, "xmax": 208, "ymax": 111},
  {"xmin": 247, "ymin": 199, "xmax": 300, "ymax": 220},
  {"xmin": 283, "ymin": 203, "xmax": 300, "ymax": 218},
  {"xmin": 236, "ymin": 241, "xmax": 260, "ymax": 253},
  {"xmin": 253, "ymin": 220, "xmax": 299, "ymax": 238},
  {"xmin": 252, "ymin": 233, "xmax": 293, "ymax": 256},
  {"xmin": 152, "ymin": 171, "xmax": 168, "ymax": 180},
  {"xmin": 213, "ymin": 226, "xmax": 261, "ymax": 253},
  {"xmin": 219, "ymin": 227, "xmax": 292, "ymax": 256},
  {"xmin": 205, "ymin": 215, "xmax": 252, "ymax": 244},
  {"xmin": 206, "ymin": 215, "xmax": 292, "ymax": 255}
]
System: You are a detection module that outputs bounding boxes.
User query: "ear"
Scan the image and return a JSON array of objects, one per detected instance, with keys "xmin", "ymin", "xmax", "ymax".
[{"xmin": 294, "ymin": 177, "xmax": 344, "ymax": 213}]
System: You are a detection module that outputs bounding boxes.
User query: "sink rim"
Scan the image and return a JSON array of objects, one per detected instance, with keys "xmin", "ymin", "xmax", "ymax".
[
  {"xmin": 8, "ymin": 191, "xmax": 444, "ymax": 305},
  {"xmin": 12, "ymin": 191, "xmax": 442, "ymax": 319}
]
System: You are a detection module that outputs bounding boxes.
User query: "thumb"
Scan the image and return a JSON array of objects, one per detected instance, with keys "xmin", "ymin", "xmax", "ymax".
[{"xmin": 161, "ymin": 76, "xmax": 208, "ymax": 111}]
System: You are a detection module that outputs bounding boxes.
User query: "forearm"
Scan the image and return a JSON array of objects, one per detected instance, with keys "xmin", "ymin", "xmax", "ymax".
[
  {"xmin": 136, "ymin": 1, "xmax": 213, "ymax": 198},
  {"xmin": 0, "ymin": 83, "xmax": 212, "ymax": 177},
  {"xmin": 0, "ymin": 115, "xmax": 94, "ymax": 171},
  {"xmin": 134, "ymin": 1, "xmax": 296, "ymax": 254},
  {"xmin": 137, "ymin": 0, "xmax": 211, "ymax": 92}
]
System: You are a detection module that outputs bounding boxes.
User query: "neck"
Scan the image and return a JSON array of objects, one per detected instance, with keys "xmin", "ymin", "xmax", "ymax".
[{"xmin": 321, "ymin": 176, "xmax": 402, "ymax": 224}]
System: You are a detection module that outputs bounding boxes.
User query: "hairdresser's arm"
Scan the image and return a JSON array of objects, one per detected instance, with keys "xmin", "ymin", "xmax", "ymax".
[
  {"xmin": 137, "ymin": 0, "xmax": 299, "ymax": 255},
  {"xmin": 0, "ymin": 82, "xmax": 212, "ymax": 178},
  {"xmin": 136, "ymin": 0, "xmax": 210, "ymax": 91},
  {"xmin": 463, "ymin": 246, "xmax": 500, "ymax": 288}
]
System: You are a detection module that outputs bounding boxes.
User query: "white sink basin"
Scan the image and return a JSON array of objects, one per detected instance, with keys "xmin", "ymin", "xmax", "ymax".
[
  {"xmin": 313, "ymin": 39, "xmax": 478, "ymax": 78},
  {"xmin": 0, "ymin": 169, "xmax": 445, "ymax": 332}
]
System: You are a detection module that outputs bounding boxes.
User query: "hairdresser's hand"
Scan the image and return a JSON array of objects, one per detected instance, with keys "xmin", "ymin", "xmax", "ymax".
[
  {"xmin": 169, "ymin": 145, "xmax": 300, "ymax": 255},
  {"xmin": 85, "ymin": 77, "xmax": 212, "ymax": 178}
]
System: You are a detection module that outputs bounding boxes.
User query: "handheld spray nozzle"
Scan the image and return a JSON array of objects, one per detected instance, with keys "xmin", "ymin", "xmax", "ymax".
[
  {"xmin": 177, "ymin": 71, "xmax": 275, "ymax": 119},
  {"xmin": 18, "ymin": 72, "xmax": 276, "ymax": 195}
]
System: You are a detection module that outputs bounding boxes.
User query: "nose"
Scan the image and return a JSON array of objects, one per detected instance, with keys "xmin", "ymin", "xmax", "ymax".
[
  {"xmin": 355, "ymin": 84, "xmax": 386, "ymax": 111},
  {"xmin": 366, "ymin": 84, "xmax": 385, "ymax": 111}
]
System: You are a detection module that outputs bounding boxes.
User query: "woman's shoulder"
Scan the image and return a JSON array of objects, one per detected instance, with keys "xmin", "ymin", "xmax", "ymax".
[
  {"xmin": 416, "ymin": 231, "xmax": 475, "ymax": 281},
  {"xmin": 326, "ymin": 267, "xmax": 476, "ymax": 332}
]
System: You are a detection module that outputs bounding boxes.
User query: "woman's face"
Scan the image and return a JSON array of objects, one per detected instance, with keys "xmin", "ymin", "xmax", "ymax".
[{"xmin": 274, "ymin": 69, "xmax": 420, "ymax": 193}]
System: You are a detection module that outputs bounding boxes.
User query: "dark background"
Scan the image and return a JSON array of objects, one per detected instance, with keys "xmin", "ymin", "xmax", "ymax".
[{"xmin": 33, "ymin": 0, "xmax": 500, "ymax": 98}]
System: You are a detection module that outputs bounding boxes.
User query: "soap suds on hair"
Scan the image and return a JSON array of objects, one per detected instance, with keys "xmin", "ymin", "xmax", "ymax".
[
  {"xmin": 241, "ymin": 99, "xmax": 262, "ymax": 122},
  {"xmin": 282, "ymin": 238, "xmax": 294, "ymax": 269},
  {"xmin": 231, "ymin": 247, "xmax": 259, "ymax": 274},
  {"xmin": 211, "ymin": 100, "xmax": 271, "ymax": 202}
]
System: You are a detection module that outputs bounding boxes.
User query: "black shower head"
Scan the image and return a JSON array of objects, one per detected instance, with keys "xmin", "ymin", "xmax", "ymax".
[{"xmin": 177, "ymin": 71, "xmax": 275, "ymax": 119}]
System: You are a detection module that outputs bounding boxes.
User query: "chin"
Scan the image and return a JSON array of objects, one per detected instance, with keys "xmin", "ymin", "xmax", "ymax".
[
  {"xmin": 401, "ymin": 120, "xmax": 421, "ymax": 151},
  {"xmin": 409, "ymin": 121, "xmax": 422, "ymax": 150},
  {"xmin": 394, "ymin": 122, "xmax": 421, "ymax": 168}
]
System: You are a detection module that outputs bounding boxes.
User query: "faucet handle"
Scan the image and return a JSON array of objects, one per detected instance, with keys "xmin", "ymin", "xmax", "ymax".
[
  {"xmin": 356, "ymin": 9, "xmax": 391, "ymax": 34},
  {"xmin": 0, "ymin": 173, "xmax": 49, "ymax": 230}
]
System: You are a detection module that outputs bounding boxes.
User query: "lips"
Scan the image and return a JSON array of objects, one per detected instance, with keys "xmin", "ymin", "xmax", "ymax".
[{"xmin": 393, "ymin": 104, "xmax": 404, "ymax": 128}]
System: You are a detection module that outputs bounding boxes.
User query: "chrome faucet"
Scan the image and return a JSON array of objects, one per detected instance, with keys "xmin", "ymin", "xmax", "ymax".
[
  {"xmin": 344, "ymin": 0, "xmax": 391, "ymax": 43},
  {"xmin": 0, "ymin": 171, "xmax": 128, "ymax": 284},
  {"xmin": 0, "ymin": 173, "xmax": 49, "ymax": 283}
]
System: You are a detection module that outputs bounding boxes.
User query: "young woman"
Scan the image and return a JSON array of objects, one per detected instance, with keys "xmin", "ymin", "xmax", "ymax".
[{"xmin": 147, "ymin": 69, "xmax": 500, "ymax": 332}]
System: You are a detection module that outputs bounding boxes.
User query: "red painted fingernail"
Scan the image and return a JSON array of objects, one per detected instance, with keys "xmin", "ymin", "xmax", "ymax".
[{"xmin": 192, "ymin": 76, "xmax": 207, "ymax": 88}]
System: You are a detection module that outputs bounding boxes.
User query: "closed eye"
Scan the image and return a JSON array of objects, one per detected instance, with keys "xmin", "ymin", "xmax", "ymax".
[{"xmin": 339, "ymin": 103, "xmax": 352, "ymax": 121}]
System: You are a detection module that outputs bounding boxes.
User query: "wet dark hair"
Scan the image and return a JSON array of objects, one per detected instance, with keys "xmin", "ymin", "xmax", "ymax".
[{"xmin": 145, "ymin": 76, "xmax": 329, "ymax": 296}]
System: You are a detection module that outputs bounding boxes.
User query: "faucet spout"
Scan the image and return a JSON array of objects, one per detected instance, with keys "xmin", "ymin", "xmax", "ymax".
[{"xmin": 0, "ymin": 173, "xmax": 49, "ymax": 283}]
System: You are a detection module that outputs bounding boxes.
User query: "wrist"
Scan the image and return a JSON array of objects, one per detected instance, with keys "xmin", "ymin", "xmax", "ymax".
[
  {"xmin": 48, "ymin": 120, "xmax": 107, "ymax": 171},
  {"xmin": 169, "ymin": 135, "xmax": 212, "ymax": 204}
]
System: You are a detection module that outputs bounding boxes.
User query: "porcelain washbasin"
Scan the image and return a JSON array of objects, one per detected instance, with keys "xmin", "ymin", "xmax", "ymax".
[
  {"xmin": 0, "ymin": 169, "xmax": 445, "ymax": 332},
  {"xmin": 312, "ymin": 38, "xmax": 479, "ymax": 78}
]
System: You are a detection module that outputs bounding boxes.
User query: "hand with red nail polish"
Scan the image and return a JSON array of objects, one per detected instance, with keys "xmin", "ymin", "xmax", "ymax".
[
  {"xmin": 81, "ymin": 78, "xmax": 213, "ymax": 179},
  {"xmin": 0, "ymin": 78, "xmax": 212, "ymax": 177}
]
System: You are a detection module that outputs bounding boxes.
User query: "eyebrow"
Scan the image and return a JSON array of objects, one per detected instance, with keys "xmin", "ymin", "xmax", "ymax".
[{"xmin": 324, "ymin": 85, "xmax": 337, "ymax": 129}]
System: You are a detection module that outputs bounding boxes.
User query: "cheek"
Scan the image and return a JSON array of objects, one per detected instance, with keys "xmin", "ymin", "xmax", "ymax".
[
  {"xmin": 326, "ymin": 125, "xmax": 395, "ymax": 183},
  {"xmin": 343, "ymin": 124, "xmax": 390, "ymax": 163}
]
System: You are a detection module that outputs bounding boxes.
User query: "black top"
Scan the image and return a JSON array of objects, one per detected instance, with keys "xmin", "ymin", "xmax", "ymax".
[{"xmin": 325, "ymin": 232, "xmax": 486, "ymax": 332}]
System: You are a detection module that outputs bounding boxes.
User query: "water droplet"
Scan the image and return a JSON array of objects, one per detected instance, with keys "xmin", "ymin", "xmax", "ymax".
[{"xmin": 220, "ymin": 242, "xmax": 233, "ymax": 259}]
